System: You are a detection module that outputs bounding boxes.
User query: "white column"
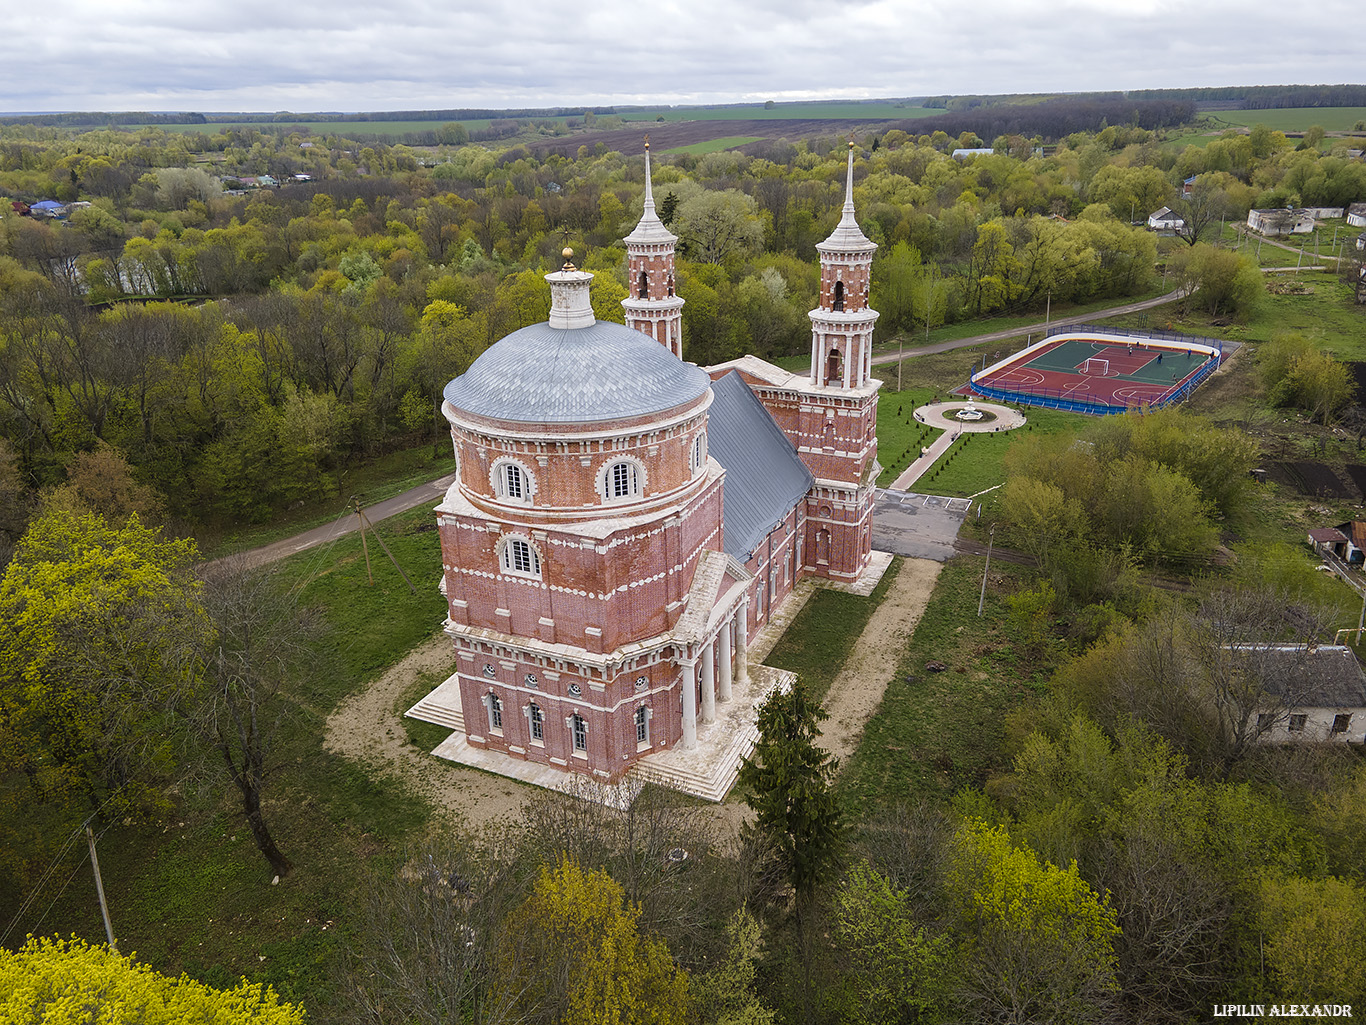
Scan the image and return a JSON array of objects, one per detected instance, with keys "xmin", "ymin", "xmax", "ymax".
[
  {"xmin": 681, "ymin": 660, "xmax": 697, "ymax": 748},
  {"xmin": 735, "ymin": 600, "xmax": 750, "ymax": 689},
  {"xmin": 810, "ymin": 334, "xmax": 819, "ymax": 384},
  {"xmin": 700, "ymin": 641, "xmax": 716, "ymax": 723},
  {"xmin": 718, "ymin": 619, "xmax": 733, "ymax": 702},
  {"xmin": 842, "ymin": 337, "xmax": 852, "ymax": 389}
]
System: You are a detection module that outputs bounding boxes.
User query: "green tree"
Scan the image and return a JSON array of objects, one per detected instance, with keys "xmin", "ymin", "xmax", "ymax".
[
  {"xmin": 0, "ymin": 509, "xmax": 207, "ymax": 818},
  {"xmin": 674, "ymin": 189, "xmax": 763, "ymax": 265},
  {"xmin": 1257, "ymin": 874, "xmax": 1366, "ymax": 1003},
  {"xmin": 691, "ymin": 908, "xmax": 776, "ymax": 1025},
  {"xmin": 496, "ymin": 858, "xmax": 689, "ymax": 1025},
  {"xmin": 946, "ymin": 819, "xmax": 1120, "ymax": 1024},
  {"xmin": 833, "ymin": 861, "xmax": 952, "ymax": 1024},
  {"xmin": 738, "ymin": 680, "xmax": 844, "ymax": 1019},
  {"xmin": 0, "ymin": 936, "xmax": 306, "ymax": 1024}
]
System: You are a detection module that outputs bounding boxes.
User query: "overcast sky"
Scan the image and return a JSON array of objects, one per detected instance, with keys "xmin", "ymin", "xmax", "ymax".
[{"xmin": 3, "ymin": 0, "xmax": 1360, "ymax": 114}]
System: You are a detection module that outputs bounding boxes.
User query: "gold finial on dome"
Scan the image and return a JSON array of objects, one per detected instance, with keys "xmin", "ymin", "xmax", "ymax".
[
  {"xmin": 561, "ymin": 246, "xmax": 575, "ymax": 270},
  {"xmin": 848, "ymin": 139, "xmax": 855, "ymax": 151},
  {"xmin": 644, "ymin": 133, "xmax": 650, "ymax": 150}
]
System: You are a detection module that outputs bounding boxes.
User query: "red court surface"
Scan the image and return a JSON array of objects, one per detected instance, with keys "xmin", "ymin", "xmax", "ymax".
[{"xmin": 969, "ymin": 335, "xmax": 1220, "ymax": 413}]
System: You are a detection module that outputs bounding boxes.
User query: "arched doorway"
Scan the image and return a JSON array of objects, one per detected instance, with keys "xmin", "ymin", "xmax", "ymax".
[{"xmin": 825, "ymin": 348, "xmax": 844, "ymax": 385}]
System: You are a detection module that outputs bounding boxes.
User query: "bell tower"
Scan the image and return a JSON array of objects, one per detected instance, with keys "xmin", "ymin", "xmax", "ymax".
[
  {"xmin": 809, "ymin": 141, "xmax": 879, "ymax": 388},
  {"xmin": 622, "ymin": 139, "xmax": 685, "ymax": 359},
  {"xmin": 796, "ymin": 141, "xmax": 881, "ymax": 583}
]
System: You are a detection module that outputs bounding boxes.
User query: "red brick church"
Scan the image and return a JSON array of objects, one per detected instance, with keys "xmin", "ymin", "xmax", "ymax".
[{"xmin": 411, "ymin": 142, "xmax": 883, "ymax": 793}]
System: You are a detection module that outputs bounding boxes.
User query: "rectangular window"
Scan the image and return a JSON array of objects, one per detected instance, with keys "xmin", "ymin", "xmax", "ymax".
[
  {"xmin": 511, "ymin": 541, "xmax": 533, "ymax": 574},
  {"xmin": 635, "ymin": 706, "xmax": 649, "ymax": 745},
  {"xmin": 1288, "ymin": 713, "xmax": 1307, "ymax": 733},
  {"xmin": 612, "ymin": 462, "xmax": 633, "ymax": 498},
  {"xmin": 1256, "ymin": 713, "xmax": 1274, "ymax": 732},
  {"xmin": 505, "ymin": 464, "xmax": 523, "ymax": 499},
  {"xmin": 572, "ymin": 715, "xmax": 587, "ymax": 752},
  {"xmin": 530, "ymin": 704, "xmax": 544, "ymax": 742},
  {"xmin": 1332, "ymin": 713, "xmax": 1351, "ymax": 734},
  {"xmin": 490, "ymin": 695, "xmax": 503, "ymax": 731}
]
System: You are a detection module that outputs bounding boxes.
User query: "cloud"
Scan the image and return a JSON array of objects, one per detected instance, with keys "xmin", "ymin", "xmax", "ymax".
[{"xmin": 1, "ymin": 0, "xmax": 1361, "ymax": 112}]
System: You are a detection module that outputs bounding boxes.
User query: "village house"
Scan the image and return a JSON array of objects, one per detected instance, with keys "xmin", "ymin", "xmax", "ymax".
[
  {"xmin": 1253, "ymin": 645, "xmax": 1366, "ymax": 744},
  {"xmin": 1247, "ymin": 208, "xmax": 1316, "ymax": 235}
]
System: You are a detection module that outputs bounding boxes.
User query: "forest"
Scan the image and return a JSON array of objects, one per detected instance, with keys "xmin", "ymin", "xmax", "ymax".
[{"xmin": 3, "ymin": 108, "xmax": 1366, "ymax": 1024}]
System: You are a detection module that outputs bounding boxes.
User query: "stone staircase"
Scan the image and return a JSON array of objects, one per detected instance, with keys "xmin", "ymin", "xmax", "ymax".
[
  {"xmin": 405, "ymin": 671, "xmax": 464, "ymax": 732},
  {"xmin": 627, "ymin": 664, "xmax": 793, "ymax": 802}
]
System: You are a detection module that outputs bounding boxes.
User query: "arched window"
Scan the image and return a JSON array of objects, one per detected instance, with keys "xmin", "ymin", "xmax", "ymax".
[
  {"xmin": 493, "ymin": 459, "xmax": 534, "ymax": 503},
  {"xmin": 666, "ymin": 275, "xmax": 675, "ymax": 297},
  {"xmin": 601, "ymin": 459, "xmax": 644, "ymax": 501},
  {"xmin": 638, "ymin": 269, "xmax": 649, "ymax": 299},
  {"xmin": 832, "ymin": 280, "xmax": 845, "ymax": 311},
  {"xmin": 825, "ymin": 349, "xmax": 844, "ymax": 384},
  {"xmin": 690, "ymin": 432, "xmax": 707, "ymax": 475},
  {"xmin": 499, "ymin": 536, "xmax": 541, "ymax": 578}
]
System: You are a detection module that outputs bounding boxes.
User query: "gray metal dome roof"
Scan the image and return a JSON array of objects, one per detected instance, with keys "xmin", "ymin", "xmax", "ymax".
[{"xmin": 443, "ymin": 319, "xmax": 710, "ymax": 425}]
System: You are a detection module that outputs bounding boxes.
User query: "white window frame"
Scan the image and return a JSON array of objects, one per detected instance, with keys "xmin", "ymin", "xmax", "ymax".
[
  {"xmin": 570, "ymin": 713, "xmax": 588, "ymax": 755},
  {"xmin": 690, "ymin": 432, "xmax": 707, "ymax": 476},
  {"xmin": 526, "ymin": 701, "xmax": 544, "ymax": 745},
  {"xmin": 599, "ymin": 456, "xmax": 645, "ymax": 503},
  {"xmin": 491, "ymin": 458, "xmax": 535, "ymax": 505},
  {"xmin": 635, "ymin": 705, "xmax": 652, "ymax": 749},
  {"xmin": 498, "ymin": 535, "xmax": 542, "ymax": 579},
  {"xmin": 483, "ymin": 691, "xmax": 503, "ymax": 736}
]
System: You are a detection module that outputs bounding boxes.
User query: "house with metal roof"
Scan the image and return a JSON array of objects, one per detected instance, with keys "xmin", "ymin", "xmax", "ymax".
[
  {"xmin": 1252, "ymin": 645, "xmax": 1366, "ymax": 743},
  {"xmin": 1349, "ymin": 203, "xmax": 1366, "ymax": 228},
  {"xmin": 407, "ymin": 143, "xmax": 887, "ymax": 800}
]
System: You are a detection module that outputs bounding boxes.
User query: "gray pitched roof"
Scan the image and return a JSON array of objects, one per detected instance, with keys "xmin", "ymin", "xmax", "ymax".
[
  {"xmin": 444, "ymin": 319, "xmax": 709, "ymax": 425},
  {"xmin": 708, "ymin": 370, "xmax": 813, "ymax": 560},
  {"xmin": 1257, "ymin": 645, "xmax": 1366, "ymax": 707}
]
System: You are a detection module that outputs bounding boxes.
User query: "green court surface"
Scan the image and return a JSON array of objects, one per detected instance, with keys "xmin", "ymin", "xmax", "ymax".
[{"xmin": 1024, "ymin": 338, "xmax": 1209, "ymax": 386}]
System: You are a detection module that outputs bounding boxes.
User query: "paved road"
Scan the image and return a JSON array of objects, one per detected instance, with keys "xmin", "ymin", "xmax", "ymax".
[
  {"xmin": 226, "ymin": 473, "xmax": 457, "ymax": 570},
  {"xmin": 870, "ymin": 288, "xmax": 1187, "ymax": 365},
  {"xmin": 872, "ymin": 489, "xmax": 973, "ymax": 562}
]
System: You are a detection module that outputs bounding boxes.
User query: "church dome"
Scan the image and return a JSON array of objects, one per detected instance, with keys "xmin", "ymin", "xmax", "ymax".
[{"xmin": 443, "ymin": 265, "xmax": 709, "ymax": 426}]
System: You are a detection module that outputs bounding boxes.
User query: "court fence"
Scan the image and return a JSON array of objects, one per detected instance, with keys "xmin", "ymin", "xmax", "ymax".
[{"xmin": 969, "ymin": 326, "xmax": 1224, "ymax": 416}]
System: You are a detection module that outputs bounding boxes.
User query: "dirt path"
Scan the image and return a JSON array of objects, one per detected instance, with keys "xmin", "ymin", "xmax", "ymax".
[
  {"xmin": 820, "ymin": 558, "xmax": 942, "ymax": 765},
  {"xmin": 323, "ymin": 634, "xmax": 528, "ymax": 831},
  {"xmin": 324, "ymin": 558, "xmax": 943, "ymax": 826}
]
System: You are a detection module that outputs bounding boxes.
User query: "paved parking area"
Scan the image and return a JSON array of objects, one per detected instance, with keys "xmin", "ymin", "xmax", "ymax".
[{"xmin": 871, "ymin": 489, "xmax": 973, "ymax": 561}]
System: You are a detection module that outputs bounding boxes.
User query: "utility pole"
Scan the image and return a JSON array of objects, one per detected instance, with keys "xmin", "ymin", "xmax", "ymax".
[
  {"xmin": 86, "ymin": 823, "xmax": 116, "ymax": 951},
  {"xmin": 897, "ymin": 334, "xmax": 903, "ymax": 392},
  {"xmin": 1044, "ymin": 291, "xmax": 1051, "ymax": 334},
  {"xmin": 977, "ymin": 524, "xmax": 995, "ymax": 617},
  {"xmin": 355, "ymin": 497, "xmax": 373, "ymax": 585}
]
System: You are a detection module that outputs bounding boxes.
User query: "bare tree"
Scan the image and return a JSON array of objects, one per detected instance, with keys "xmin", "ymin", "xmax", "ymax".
[
  {"xmin": 339, "ymin": 836, "xmax": 527, "ymax": 1025},
  {"xmin": 195, "ymin": 559, "xmax": 315, "ymax": 878}
]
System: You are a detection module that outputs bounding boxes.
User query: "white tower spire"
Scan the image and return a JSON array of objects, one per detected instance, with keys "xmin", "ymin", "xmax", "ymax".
[{"xmin": 622, "ymin": 138, "xmax": 685, "ymax": 357}]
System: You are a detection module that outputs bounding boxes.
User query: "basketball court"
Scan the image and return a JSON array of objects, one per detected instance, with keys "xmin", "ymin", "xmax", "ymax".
[{"xmin": 970, "ymin": 332, "xmax": 1223, "ymax": 413}]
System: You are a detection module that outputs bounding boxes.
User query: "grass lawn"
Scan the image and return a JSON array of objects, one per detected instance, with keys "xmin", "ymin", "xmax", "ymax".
[
  {"xmin": 664, "ymin": 136, "xmax": 764, "ymax": 155},
  {"xmin": 619, "ymin": 102, "xmax": 938, "ymax": 122},
  {"xmin": 200, "ymin": 444, "xmax": 450, "ymax": 559},
  {"xmin": 764, "ymin": 559, "xmax": 902, "ymax": 706},
  {"xmin": 1209, "ymin": 108, "xmax": 1366, "ymax": 133},
  {"xmin": 840, "ymin": 557, "xmax": 1048, "ymax": 814},
  {"xmin": 6, "ymin": 505, "xmax": 448, "ymax": 1013}
]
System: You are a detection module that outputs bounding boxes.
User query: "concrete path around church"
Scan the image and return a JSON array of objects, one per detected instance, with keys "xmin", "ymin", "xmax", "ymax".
[
  {"xmin": 813, "ymin": 557, "xmax": 942, "ymax": 766},
  {"xmin": 323, "ymin": 555, "xmax": 944, "ymax": 832}
]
